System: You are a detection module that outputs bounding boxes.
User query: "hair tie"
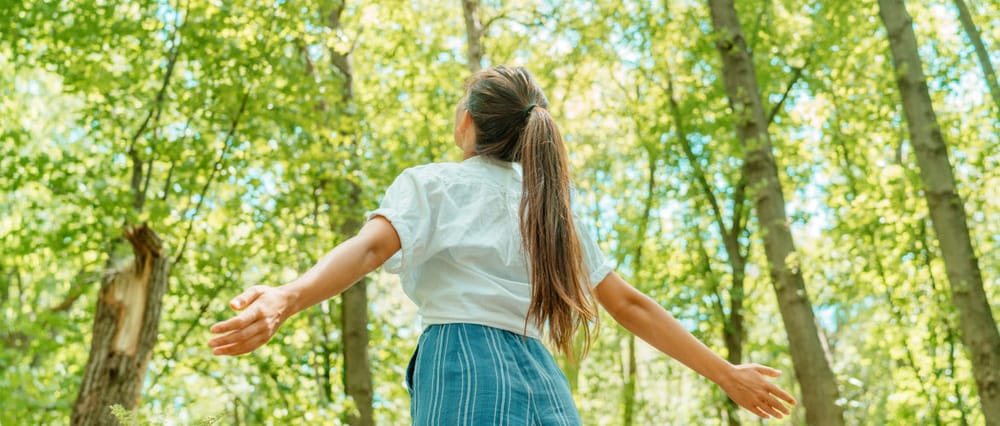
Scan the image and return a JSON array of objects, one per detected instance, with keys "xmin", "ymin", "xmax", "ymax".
[{"xmin": 523, "ymin": 103, "xmax": 537, "ymax": 119}]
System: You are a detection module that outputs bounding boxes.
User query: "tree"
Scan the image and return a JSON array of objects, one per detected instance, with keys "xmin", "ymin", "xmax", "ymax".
[
  {"xmin": 462, "ymin": 0, "xmax": 484, "ymax": 74},
  {"xmin": 318, "ymin": 2, "xmax": 373, "ymax": 424},
  {"xmin": 706, "ymin": 0, "xmax": 844, "ymax": 424},
  {"xmin": 2, "ymin": 0, "xmax": 997, "ymax": 423},
  {"xmin": 667, "ymin": 71, "xmax": 752, "ymax": 426},
  {"xmin": 72, "ymin": 225, "xmax": 170, "ymax": 425},
  {"xmin": 70, "ymin": 5, "xmax": 196, "ymax": 421},
  {"xmin": 952, "ymin": 0, "xmax": 1000, "ymax": 118},
  {"xmin": 877, "ymin": 0, "xmax": 1000, "ymax": 423}
]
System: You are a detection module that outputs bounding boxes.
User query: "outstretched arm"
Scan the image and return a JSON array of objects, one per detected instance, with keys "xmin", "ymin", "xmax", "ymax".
[
  {"xmin": 209, "ymin": 216, "xmax": 401, "ymax": 356},
  {"xmin": 593, "ymin": 271, "xmax": 797, "ymax": 420}
]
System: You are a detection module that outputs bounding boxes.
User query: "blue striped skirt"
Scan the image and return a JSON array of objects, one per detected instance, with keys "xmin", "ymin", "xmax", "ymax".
[{"xmin": 406, "ymin": 323, "xmax": 582, "ymax": 425}]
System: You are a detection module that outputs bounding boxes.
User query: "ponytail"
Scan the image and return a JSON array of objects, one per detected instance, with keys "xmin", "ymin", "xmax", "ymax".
[
  {"xmin": 519, "ymin": 106, "xmax": 599, "ymax": 361},
  {"xmin": 465, "ymin": 66, "xmax": 598, "ymax": 360}
]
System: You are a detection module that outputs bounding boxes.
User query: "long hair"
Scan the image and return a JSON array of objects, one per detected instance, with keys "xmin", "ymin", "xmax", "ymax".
[{"xmin": 464, "ymin": 66, "xmax": 598, "ymax": 359}]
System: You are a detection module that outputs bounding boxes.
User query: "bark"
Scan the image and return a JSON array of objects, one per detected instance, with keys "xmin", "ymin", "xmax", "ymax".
[
  {"xmin": 73, "ymin": 21, "xmax": 183, "ymax": 419},
  {"xmin": 462, "ymin": 0, "xmax": 484, "ymax": 74},
  {"xmin": 326, "ymin": 3, "xmax": 373, "ymax": 424},
  {"xmin": 953, "ymin": 0, "xmax": 1000, "ymax": 116},
  {"xmin": 71, "ymin": 225, "xmax": 169, "ymax": 425},
  {"xmin": 706, "ymin": 1, "xmax": 844, "ymax": 424},
  {"xmin": 921, "ymin": 222, "xmax": 971, "ymax": 426},
  {"xmin": 623, "ymin": 335, "xmax": 637, "ymax": 425},
  {"xmin": 719, "ymin": 245, "xmax": 746, "ymax": 426},
  {"xmin": 878, "ymin": 1, "xmax": 1000, "ymax": 424},
  {"xmin": 340, "ymin": 274, "xmax": 372, "ymax": 426}
]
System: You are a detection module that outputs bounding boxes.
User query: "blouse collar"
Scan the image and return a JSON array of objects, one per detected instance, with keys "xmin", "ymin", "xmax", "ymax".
[{"xmin": 463, "ymin": 155, "xmax": 522, "ymax": 180}]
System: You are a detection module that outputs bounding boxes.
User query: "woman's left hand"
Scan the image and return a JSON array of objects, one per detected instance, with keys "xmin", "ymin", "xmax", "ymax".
[{"xmin": 717, "ymin": 363, "xmax": 797, "ymax": 419}]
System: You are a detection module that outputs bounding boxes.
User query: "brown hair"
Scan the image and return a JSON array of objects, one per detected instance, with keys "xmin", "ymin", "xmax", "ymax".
[{"xmin": 463, "ymin": 66, "xmax": 598, "ymax": 359}]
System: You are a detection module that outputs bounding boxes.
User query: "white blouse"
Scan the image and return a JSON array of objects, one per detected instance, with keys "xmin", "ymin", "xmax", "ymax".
[{"xmin": 366, "ymin": 155, "xmax": 614, "ymax": 339}]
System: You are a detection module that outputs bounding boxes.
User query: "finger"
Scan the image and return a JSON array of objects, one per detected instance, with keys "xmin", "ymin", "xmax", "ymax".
[
  {"xmin": 771, "ymin": 396, "xmax": 792, "ymax": 416},
  {"xmin": 209, "ymin": 318, "xmax": 265, "ymax": 349},
  {"xmin": 230, "ymin": 285, "xmax": 267, "ymax": 310},
  {"xmin": 754, "ymin": 364, "xmax": 782, "ymax": 378},
  {"xmin": 748, "ymin": 404, "xmax": 770, "ymax": 420},
  {"xmin": 761, "ymin": 393, "xmax": 791, "ymax": 417},
  {"xmin": 213, "ymin": 332, "xmax": 270, "ymax": 356},
  {"xmin": 768, "ymin": 384, "xmax": 798, "ymax": 406},
  {"xmin": 759, "ymin": 399, "xmax": 784, "ymax": 419},
  {"xmin": 210, "ymin": 306, "xmax": 260, "ymax": 334}
]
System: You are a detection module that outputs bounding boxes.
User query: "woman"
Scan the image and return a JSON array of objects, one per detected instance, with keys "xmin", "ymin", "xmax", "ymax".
[{"xmin": 209, "ymin": 66, "xmax": 796, "ymax": 424}]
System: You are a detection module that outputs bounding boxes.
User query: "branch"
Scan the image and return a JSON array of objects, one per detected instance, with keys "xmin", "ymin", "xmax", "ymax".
[
  {"xmin": 746, "ymin": 2, "xmax": 770, "ymax": 56},
  {"xmin": 610, "ymin": 69, "xmax": 637, "ymax": 107},
  {"xmin": 481, "ymin": 11, "xmax": 507, "ymax": 31},
  {"xmin": 0, "ymin": 266, "xmax": 17, "ymax": 309},
  {"xmin": 173, "ymin": 88, "xmax": 251, "ymax": 265},
  {"xmin": 127, "ymin": 1, "xmax": 185, "ymax": 151},
  {"xmin": 632, "ymin": 146, "xmax": 658, "ymax": 276},
  {"xmin": 766, "ymin": 59, "xmax": 808, "ymax": 127},
  {"xmin": 694, "ymin": 226, "xmax": 727, "ymax": 322},
  {"xmin": 348, "ymin": 25, "xmax": 365, "ymax": 54},
  {"xmin": 666, "ymin": 74, "xmax": 727, "ymax": 235},
  {"xmin": 147, "ymin": 277, "xmax": 232, "ymax": 388},
  {"xmin": 126, "ymin": 0, "xmax": 188, "ymax": 210},
  {"xmin": 326, "ymin": 2, "xmax": 354, "ymax": 99},
  {"xmin": 48, "ymin": 268, "xmax": 101, "ymax": 312},
  {"xmin": 482, "ymin": 7, "xmax": 548, "ymax": 30},
  {"xmin": 150, "ymin": 229, "xmax": 267, "ymax": 390},
  {"xmin": 730, "ymin": 174, "xmax": 747, "ymax": 238}
]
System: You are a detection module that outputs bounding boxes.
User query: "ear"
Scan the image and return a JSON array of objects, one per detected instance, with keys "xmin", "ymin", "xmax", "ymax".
[{"xmin": 459, "ymin": 109, "xmax": 473, "ymax": 132}]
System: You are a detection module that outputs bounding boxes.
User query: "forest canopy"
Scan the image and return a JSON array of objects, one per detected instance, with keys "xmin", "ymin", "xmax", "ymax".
[{"xmin": 1, "ymin": 0, "xmax": 998, "ymax": 424}]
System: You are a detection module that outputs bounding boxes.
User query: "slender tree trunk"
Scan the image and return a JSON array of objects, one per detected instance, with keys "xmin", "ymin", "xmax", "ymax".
[
  {"xmin": 828, "ymin": 94, "xmax": 942, "ymax": 422},
  {"xmin": 920, "ymin": 221, "xmax": 972, "ymax": 426},
  {"xmin": 462, "ymin": 0, "xmax": 484, "ymax": 74},
  {"xmin": 620, "ymin": 146, "xmax": 657, "ymax": 425},
  {"xmin": 877, "ymin": 1, "xmax": 1000, "ymax": 424},
  {"xmin": 721, "ymin": 253, "xmax": 746, "ymax": 426},
  {"xmin": 340, "ymin": 263, "xmax": 372, "ymax": 426},
  {"xmin": 953, "ymin": 0, "xmax": 1000, "ymax": 116},
  {"xmin": 706, "ymin": 1, "xmax": 844, "ymax": 424},
  {"xmin": 324, "ymin": 2, "xmax": 373, "ymax": 424},
  {"xmin": 71, "ymin": 225, "xmax": 169, "ymax": 425},
  {"xmin": 666, "ymin": 73, "xmax": 749, "ymax": 426},
  {"xmin": 622, "ymin": 335, "xmax": 637, "ymax": 425},
  {"xmin": 70, "ymin": 15, "xmax": 187, "ymax": 423}
]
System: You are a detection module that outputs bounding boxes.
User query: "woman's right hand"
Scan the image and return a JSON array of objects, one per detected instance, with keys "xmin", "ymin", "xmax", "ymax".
[
  {"xmin": 208, "ymin": 285, "xmax": 296, "ymax": 356},
  {"xmin": 717, "ymin": 363, "xmax": 797, "ymax": 419}
]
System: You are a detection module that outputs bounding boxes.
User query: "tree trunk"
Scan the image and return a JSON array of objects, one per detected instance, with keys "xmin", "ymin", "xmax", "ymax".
[
  {"xmin": 326, "ymin": 2, "xmax": 373, "ymax": 424},
  {"xmin": 462, "ymin": 0, "xmax": 484, "ymax": 74},
  {"xmin": 721, "ymin": 253, "xmax": 746, "ymax": 426},
  {"xmin": 920, "ymin": 221, "xmax": 972, "ymax": 426},
  {"xmin": 622, "ymin": 335, "xmax": 637, "ymax": 426},
  {"xmin": 667, "ymin": 73, "xmax": 748, "ymax": 426},
  {"xmin": 706, "ymin": 1, "xmax": 844, "ymax": 424},
  {"xmin": 953, "ymin": 0, "xmax": 1000, "ymax": 117},
  {"xmin": 877, "ymin": 1, "xmax": 1000, "ymax": 424},
  {"xmin": 619, "ymin": 146, "xmax": 657, "ymax": 425},
  {"xmin": 71, "ymin": 225, "xmax": 169, "ymax": 425},
  {"xmin": 341, "ymin": 275, "xmax": 372, "ymax": 426}
]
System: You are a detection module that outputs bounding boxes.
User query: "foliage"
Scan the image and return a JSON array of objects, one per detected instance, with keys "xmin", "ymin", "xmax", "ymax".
[
  {"xmin": 1, "ymin": 0, "xmax": 997, "ymax": 424},
  {"xmin": 109, "ymin": 403, "xmax": 221, "ymax": 426}
]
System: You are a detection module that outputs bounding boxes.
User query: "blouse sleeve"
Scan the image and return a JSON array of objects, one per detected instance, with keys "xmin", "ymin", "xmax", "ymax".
[
  {"xmin": 366, "ymin": 169, "xmax": 437, "ymax": 273},
  {"xmin": 575, "ymin": 219, "xmax": 615, "ymax": 288}
]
